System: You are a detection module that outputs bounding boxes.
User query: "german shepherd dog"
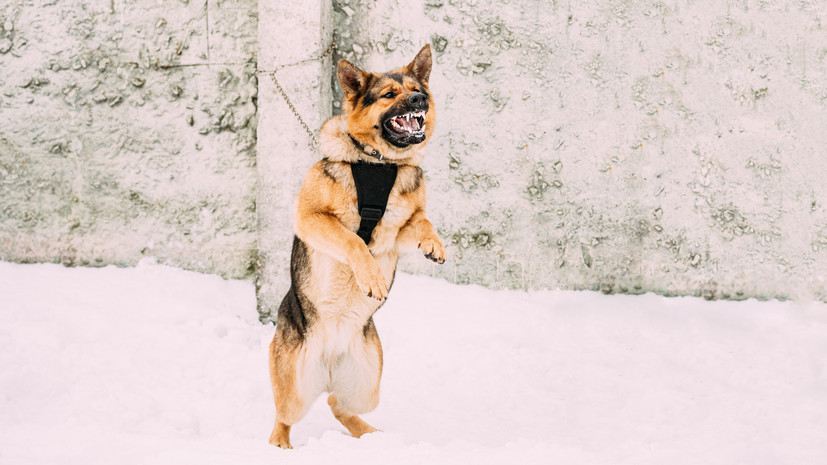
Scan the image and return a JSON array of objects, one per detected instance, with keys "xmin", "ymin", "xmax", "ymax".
[{"xmin": 268, "ymin": 45, "xmax": 445, "ymax": 449}]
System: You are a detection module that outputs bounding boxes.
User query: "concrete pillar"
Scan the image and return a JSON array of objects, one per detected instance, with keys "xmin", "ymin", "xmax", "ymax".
[{"xmin": 256, "ymin": 0, "xmax": 333, "ymax": 322}]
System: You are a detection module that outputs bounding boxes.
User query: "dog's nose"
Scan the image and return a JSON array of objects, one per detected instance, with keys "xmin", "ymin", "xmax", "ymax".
[{"xmin": 407, "ymin": 92, "xmax": 427, "ymax": 109}]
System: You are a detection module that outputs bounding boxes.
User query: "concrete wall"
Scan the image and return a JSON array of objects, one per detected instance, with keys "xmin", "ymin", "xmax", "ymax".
[
  {"xmin": 328, "ymin": 0, "xmax": 827, "ymax": 303},
  {"xmin": 0, "ymin": 0, "xmax": 258, "ymax": 279},
  {"xmin": 255, "ymin": 0, "xmax": 333, "ymax": 322},
  {"xmin": 2, "ymin": 0, "xmax": 825, "ymax": 319}
]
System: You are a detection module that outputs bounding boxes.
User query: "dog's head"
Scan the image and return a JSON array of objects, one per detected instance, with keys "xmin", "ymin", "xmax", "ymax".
[{"xmin": 337, "ymin": 45, "xmax": 435, "ymax": 157}]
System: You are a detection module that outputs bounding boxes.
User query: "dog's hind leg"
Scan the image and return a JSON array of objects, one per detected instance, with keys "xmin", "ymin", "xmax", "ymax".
[
  {"xmin": 328, "ymin": 318, "xmax": 383, "ymax": 438},
  {"xmin": 328, "ymin": 394, "xmax": 378, "ymax": 438},
  {"xmin": 269, "ymin": 330, "xmax": 323, "ymax": 449},
  {"xmin": 269, "ymin": 332, "xmax": 300, "ymax": 449}
]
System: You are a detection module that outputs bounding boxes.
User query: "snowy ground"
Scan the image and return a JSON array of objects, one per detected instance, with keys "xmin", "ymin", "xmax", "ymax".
[{"xmin": 1, "ymin": 260, "xmax": 825, "ymax": 465}]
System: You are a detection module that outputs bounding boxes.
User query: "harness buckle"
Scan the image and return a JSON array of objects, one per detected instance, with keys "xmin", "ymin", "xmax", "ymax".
[{"xmin": 360, "ymin": 207, "xmax": 384, "ymax": 221}]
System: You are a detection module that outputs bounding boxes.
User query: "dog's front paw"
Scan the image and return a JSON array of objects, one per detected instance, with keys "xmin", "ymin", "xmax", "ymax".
[
  {"xmin": 352, "ymin": 259, "xmax": 389, "ymax": 301},
  {"xmin": 419, "ymin": 237, "xmax": 446, "ymax": 264}
]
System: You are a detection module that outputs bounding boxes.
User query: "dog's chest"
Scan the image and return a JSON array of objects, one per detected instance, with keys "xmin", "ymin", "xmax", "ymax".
[
  {"xmin": 311, "ymin": 293, "xmax": 379, "ymax": 358},
  {"xmin": 305, "ymin": 249, "xmax": 394, "ymax": 356},
  {"xmin": 367, "ymin": 193, "xmax": 414, "ymax": 253},
  {"xmin": 324, "ymin": 161, "xmax": 420, "ymax": 241},
  {"xmin": 351, "ymin": 165, "xmax": 421, "ymax": 254},
  {"xmin": 314, "ymin": 311, "xmax": 369, "ymax": 358}
]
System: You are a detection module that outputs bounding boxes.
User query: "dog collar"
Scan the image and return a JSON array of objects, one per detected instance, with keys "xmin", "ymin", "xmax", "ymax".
[{"xmin": 349, "ymin": 135, "xmax": 383, "ymax": 161}]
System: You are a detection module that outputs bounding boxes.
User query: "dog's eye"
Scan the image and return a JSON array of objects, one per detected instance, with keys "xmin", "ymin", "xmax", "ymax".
[
  {"xmin": 382, "ymin": 92, "xmax": 395, "ymax": 99},
  {"xmin": 414, "ymin": 88, "xmax": 421, "ymax": 93}
]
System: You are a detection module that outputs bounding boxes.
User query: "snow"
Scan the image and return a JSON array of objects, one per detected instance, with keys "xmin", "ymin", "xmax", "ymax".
[{"xmin": 1, "ymin": 260, "xmax": 826, "ymax": 464}]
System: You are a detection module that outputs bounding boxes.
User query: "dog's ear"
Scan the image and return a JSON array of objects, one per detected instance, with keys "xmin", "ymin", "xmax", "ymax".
[
  {"xmin": 406, "ymin": 44, "xmax": 432, "ymax": 84},
  {"xmin": 337, "ymin": 59, "xmax": 369, "ymax": 96}
]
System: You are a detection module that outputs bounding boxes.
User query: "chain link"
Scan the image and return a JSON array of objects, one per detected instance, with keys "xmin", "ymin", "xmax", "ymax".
[{"xmin": 256, "ymin": 40, "xmax": 337, "ymax": 148}]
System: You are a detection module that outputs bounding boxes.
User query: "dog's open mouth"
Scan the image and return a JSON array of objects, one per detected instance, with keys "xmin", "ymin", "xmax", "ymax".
[
  {"xmin": 382, "ymin": 110, "xmax": 427, "ymax": 147},
  {"xmin": 387, "ymin": 111, "xmax": 425, "ymax": 134}
]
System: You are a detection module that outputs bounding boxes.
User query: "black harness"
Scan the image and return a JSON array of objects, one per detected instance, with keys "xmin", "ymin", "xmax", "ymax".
[{"xmin": 349, "ymin": 136, "xmax": 398, "ymax": 245}]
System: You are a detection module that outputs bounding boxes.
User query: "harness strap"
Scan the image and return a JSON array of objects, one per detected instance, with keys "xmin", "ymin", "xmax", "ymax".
[{"xmin": 350, "ymin": 161, "xmax": 398, "ymax": 245}]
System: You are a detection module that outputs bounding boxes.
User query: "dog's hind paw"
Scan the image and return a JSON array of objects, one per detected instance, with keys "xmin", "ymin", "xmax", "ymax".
[
  {"xmin": 269, "ymin": 422, "xmax": 293, "ymax": 449},
  {"xmin": 270, "ymin": 439, "xmax": 293, "ymax": 449}
]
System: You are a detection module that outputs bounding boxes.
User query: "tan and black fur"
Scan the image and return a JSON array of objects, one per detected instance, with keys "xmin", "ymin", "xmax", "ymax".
[{"xmin": 268, "ymin": 45, "xmax": 445, "ymax": 449}]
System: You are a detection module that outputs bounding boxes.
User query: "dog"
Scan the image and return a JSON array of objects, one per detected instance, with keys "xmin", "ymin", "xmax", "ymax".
[{"xmin": 268, "ymin": 44, "xmax": 446, "ymax": 449}]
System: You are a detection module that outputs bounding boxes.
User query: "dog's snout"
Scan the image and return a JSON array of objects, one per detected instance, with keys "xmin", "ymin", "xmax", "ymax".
[{"xmin": 407, "ymin": 92, "xmax": 427, "ymax": 109}]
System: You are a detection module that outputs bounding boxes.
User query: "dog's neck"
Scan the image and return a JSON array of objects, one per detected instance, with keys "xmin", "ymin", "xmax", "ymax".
[{"xmin": 319, "ymin": 115, "xmax": 426, "ymax": 166}]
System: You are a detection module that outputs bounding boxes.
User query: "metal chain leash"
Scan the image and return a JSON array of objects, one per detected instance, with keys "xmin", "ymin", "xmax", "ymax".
[{"xmin": 256, "ymin": 40, "xmax": 337, "ymax": 148}]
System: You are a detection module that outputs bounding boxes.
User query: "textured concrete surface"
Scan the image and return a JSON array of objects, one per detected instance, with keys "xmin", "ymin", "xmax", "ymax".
[
  {"xmin": 2, "ymin": 0, "xmax": 825, "ymax": 316},
  {"xmin": 331, "ymin": 0, "xmax": 827, "ymax": 301},
  {"xmin": 255, "ymin": 0, "xmax": 333, "ymax": 321},
  {"xmin": 0, "ymin": 0, "xmax": 258, "ymax": 278}
]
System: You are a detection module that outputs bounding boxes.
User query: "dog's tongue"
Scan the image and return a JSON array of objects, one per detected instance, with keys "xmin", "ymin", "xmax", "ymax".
[{"xmin": 396, "ymin": 115, "xmax": 421, "ymax": 132}]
